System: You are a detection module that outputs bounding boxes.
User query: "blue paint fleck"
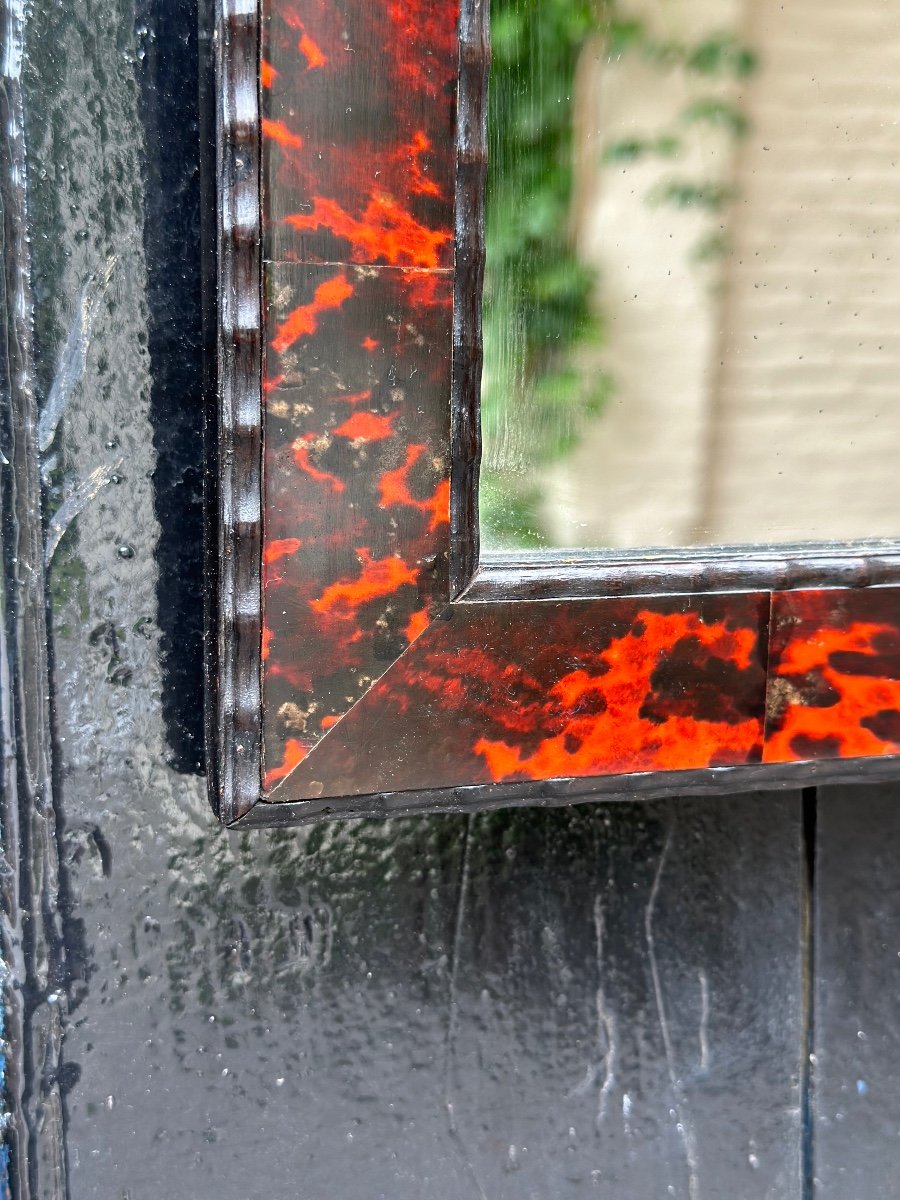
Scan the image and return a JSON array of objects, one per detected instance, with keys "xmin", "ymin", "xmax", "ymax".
[{"xmin": 857, "ymin": 1079, "xmax": 869, "ymax": 1097}]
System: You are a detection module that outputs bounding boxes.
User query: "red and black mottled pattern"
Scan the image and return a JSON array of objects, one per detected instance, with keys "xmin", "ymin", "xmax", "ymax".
[
  {"xmin": 257, "ymin": 0, "xmax": 900, "ymax": 803},
  {"xmin": 263, "ymin": 263, "xmax": 452, "ymax": 785},
  {"xmin": 260, "ymin": 0, "xmax": 459, "ymax": 787},
  {"xmin": 764, "ymin": 587, "xmax": 900, "ymax": 764},
  {"xmin": 262, "ymin": 0, "xmax": 459, "ymax": 266},
  {"xmin": 268, "ymin": 594, "xmax": 770, "ymax": 799}
]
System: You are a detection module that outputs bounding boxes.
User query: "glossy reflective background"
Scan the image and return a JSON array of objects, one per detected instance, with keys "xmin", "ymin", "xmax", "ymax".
[
  {"xmin": 3, "ymin": 0, "xmax": 900, "ymax": 1195},
  {"xmin": 481, "ymin": 0, "xmax": 900, "ymax": 550}
]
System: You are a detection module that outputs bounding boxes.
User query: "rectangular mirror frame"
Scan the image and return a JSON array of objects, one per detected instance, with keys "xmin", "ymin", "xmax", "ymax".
[{"xmin": 207, "ymin": 0, "xmax": 900, "ymax": 827}]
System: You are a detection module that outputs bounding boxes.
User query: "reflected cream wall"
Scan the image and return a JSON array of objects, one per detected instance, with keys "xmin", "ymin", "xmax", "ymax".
[{"xmin": 541, "ymin": 0, "xmax": 900, "ymax": 549}]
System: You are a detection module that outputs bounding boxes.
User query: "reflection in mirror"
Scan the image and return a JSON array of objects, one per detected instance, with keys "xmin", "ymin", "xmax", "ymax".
[{"xmin": 480, "ymin": 0, "xmax": 900, "ymax": 551}]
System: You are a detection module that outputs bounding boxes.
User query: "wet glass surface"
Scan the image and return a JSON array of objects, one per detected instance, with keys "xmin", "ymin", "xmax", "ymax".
[{"xmin": 481, "ymin": 0, "xmax": 900, "ymax": 550}]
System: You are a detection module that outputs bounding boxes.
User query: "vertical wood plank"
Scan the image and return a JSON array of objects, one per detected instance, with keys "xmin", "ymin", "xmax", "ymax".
[
  {"xmin": 440, "ymin": 794, "xmax": 805, "ymax": 1198},
  {"xmin": 813, "ymin": 782, "xmax": 900, "ymax": 1198}
]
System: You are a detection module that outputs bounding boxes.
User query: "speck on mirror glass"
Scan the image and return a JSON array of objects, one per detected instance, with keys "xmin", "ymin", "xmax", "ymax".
[{"xmin": 480, "ymin": 0, "xmax": 900, "ymax": 550}]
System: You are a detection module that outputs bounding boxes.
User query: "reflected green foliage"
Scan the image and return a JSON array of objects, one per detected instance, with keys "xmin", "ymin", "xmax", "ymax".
[
  {"xmin": 481, "ymin": 1, "xmax": 759, "ymax": 549},
  {"xmin": 610, "ymin": 24, "xmax": 758, "ymax": 77},
  {"xmin": 482, "ymin": 0, "xmax": 613, "ymax": 547},
  {"xmin": 685, "ymin": 32, "xmax": 758, "ymax": 78},
  {"xmin": 649, "ymin": 180, "xmax": 735, "ymax": 211},
  {"xmin": 681, "ymin": 97, "xmax": 749, "ymax": 138},
  {"xmin": 46, "ymin": 521, "xmax": 90, "ymax": 627},
  {"xmin": 603, "ymin": 134, "xmax": 681, "ymax": 164},
  {"xmin": 478, "ymin": 478, "xmax": 546, "ymax": 549}
]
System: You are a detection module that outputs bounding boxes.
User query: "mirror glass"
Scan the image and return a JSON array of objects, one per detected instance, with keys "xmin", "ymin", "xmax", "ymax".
[{"xmin": 480, "ymin": 0, "xmax": 900, "ymax": 551}]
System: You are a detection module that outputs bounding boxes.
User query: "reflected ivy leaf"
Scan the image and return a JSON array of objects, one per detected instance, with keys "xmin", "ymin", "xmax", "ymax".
[
  {"xmin": 649, "ymin": 179, "xmax": 735, "ymax": 211},
  {"xmin": 681, "ymin": 97, "xmax": 749, "ymax": 138}
]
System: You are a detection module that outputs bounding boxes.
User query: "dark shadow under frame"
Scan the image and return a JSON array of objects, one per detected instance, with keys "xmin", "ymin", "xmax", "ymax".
[{"xmin": 207, "ymin": 0, "xmax": 900, "ymax": 827}]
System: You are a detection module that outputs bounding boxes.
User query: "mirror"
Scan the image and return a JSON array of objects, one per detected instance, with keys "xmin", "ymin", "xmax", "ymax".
[{"xmin": 481, "ymin": 0, "xmax": 900, "ymax": 551}]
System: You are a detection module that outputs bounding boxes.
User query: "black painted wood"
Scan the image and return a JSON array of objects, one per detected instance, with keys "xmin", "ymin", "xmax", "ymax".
[
  {"xmin": 240, "ymin": 755, "xmax": 900, "ymax": 828},
  {"xmin": 207, "ymin": 0, "xmax": 264, "ymax": 824},
  {"xmin": 470, "ymin": 545, "xmax": 900, "ymax": 603},
  {"xmin": 58, "ymin": 792, "xmax": 807, "ymax": 1199},
  {"xmin": 812, "ymin": 782, "xmax": 900, "ymax": 1199},
  {"xmin": 1, "ymin": 0, "xmax": 73, "ymax": 1190},
  {"xmin": 441, "ymin": 798, "xmax": 806, "ymax": 1198},
  {"xmin": 14, "ymin": 0, "xmax": 900, "ymax": 1194},
  {"xmin": 449, "ymin": 0, "xmax": 488, "ymax": 596}
]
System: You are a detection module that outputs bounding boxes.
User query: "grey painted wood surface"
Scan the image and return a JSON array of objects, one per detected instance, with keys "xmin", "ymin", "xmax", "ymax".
[
  {"xmin": 813, "ymin": 784, "xmax": 900, "ymax": 1199},
  {"xmin": 56, "ymin": 798, "xmax": 807, "ymax": 1198}
]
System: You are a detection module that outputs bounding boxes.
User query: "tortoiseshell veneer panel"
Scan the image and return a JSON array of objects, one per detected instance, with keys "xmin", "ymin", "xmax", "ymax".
[
  {"xmin": 262, "ymin": 0, "xmax": 459, "ymax": 267},
  {"xmin": 270, "ymin": 594, "xmax": 770, "ymax": 798},
  {"xmin": 263, "ymin": 263, "xmax": 452, "ymax": 786},
  {"xmin": 765, "ymin": 587, "xmax": 900, "ymax": 764},
  {"xmin": 260, "ymin": 0, "xmax": 460, "ymax": 785}
]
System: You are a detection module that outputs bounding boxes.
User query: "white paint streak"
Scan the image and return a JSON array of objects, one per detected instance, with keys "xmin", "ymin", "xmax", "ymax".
[
  {"xmin": 442, "ymin": 816, "xmax": 489, "ymax": 1200},
  {"xmin": 593, "ymin": 894, "xmax": 618, "ymax": 1127},
  {"xmin": 698, "ymin": 968, "xmax": 710, "ymax": 1075},
  {"xmin": 44, "ymin": 461, "xmax": 122, "ymax": 567},
  {"xmin": 646, "ymin": 820, "xmax": 702, "ymax": 1200},
  {"xmin": 38, "ymin": 256, "xmax": 118, "ymax": 456}
]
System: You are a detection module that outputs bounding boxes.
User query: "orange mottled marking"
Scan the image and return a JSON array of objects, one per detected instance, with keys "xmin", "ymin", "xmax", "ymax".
[
  {"xmin": 403, "ymin": 131, "xmax": 441, "ymax": 197},
  {"xmin": 423, "ymin": 480, "xmax": 450, "ymax": 532},
  {"xmin": 262, "ymin": 118, "xmax": 304, "ymax": 150},
  {"xmin": 405, "ymin": 608, "xmax": 431, "ymax": 644},
  {"xmin": 267, "ymin": 659, "xmax": 312, "ymax": 690},
  {"xmin": 333, "ymin": 410, "xmax": 398, "ymax": 442},
  {"xmin": 378, "ymin": 444, "xmax": 448, "ymax": 531},
  {"xmin": 264, "ymin": 373, "xmax": 285, "ymax": 393},
  {"xmin": 291, "ymin": 434, "xmax": 345, "ymax": 492},
  {"xmin": 471, "ymin": 611, "xmax": 762, "ymax": 781},
  {"xmin": 320, "ymin": 715, "xmax": 340, "ymax": 731},
  {"xmin": 298, "ymin": 32, "xmax": 327, "ymax": 69},
  {"xmin": 272, "ymin": 272, "xmax": 353, "ymax": 354},
  {"xmin": 765, "ymin": 621, "xmax": 900, "ymax": 763},
  {"xmin": 260, "ymin": 58, "xmax": 278, "ymax": 87},
  {"xmin": 265, "ymin": 737, "xmax": 307, "ymax": 788},
  {"xmin": 263, "ymin": 537, "xmax": 303, "ymax": 565},
  {"xmin": 280, "ymin": 7, "xmax": 327, "ymax": 69},
  {"xmin": 311, "ymin": 549, "xmax": 417, "ymax": 618},
  {"xmin": 386, "ymin": 0, "xmax": 460, "ymax": 98},
  {"xmin": 284, "ymin": 194, "xmax": 451, "ymax": 269},
  {"xmin": 402, "ymin": 271, "xmax": 453, "ymax": 309},
  {"xmin": 362, "ymin": 337, "xmax": 379, "ymax": 352},
  {"xmin": 334, "ymin": 389, "xmax": 372, "ymax": 406},
  {"xmin": 262, "ymin": 624, "xmax": 273, "ymax": 661},
  {"xmin": 280, "ymin": 6, "xmax": 303, "ymax": 27},
  {"xmin": 379, "ymin": 444, "xmax": 425, "ymax": 502}
]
